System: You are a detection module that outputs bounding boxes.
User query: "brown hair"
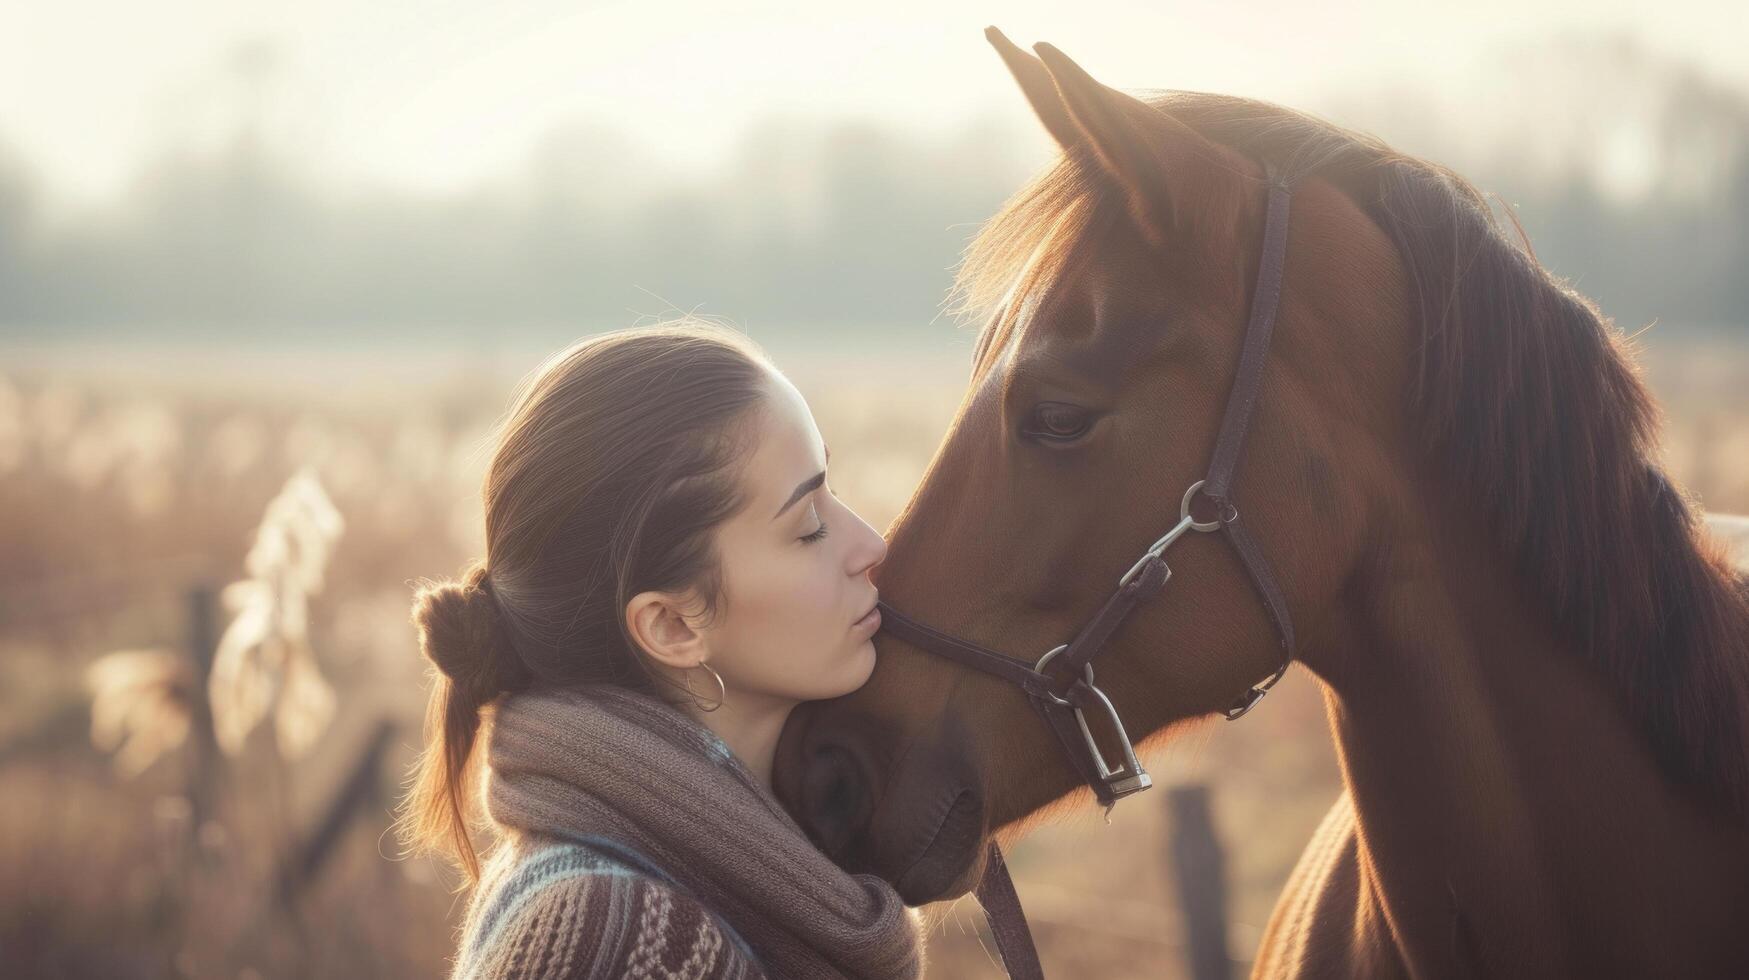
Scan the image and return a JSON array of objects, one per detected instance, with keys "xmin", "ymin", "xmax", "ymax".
[{"xmin": 396, "ymin": 319, "xmax": 775, "ymax": 883}]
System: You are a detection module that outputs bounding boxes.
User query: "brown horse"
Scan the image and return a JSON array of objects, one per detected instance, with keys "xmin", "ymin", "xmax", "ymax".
[{"xmin": 774, "ymin": 30, "xmax": 1749, "ymax": 977}]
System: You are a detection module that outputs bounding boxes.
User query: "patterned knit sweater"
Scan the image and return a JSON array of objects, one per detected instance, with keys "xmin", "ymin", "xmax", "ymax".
[{"xmin": 451, "ymin": 831, "xmax": 767, "ymax": 980}]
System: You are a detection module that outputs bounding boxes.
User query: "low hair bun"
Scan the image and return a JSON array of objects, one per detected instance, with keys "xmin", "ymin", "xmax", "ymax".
[{"xmin": 410, "ymin": 562, "xmax": 528, "ymax": 700}]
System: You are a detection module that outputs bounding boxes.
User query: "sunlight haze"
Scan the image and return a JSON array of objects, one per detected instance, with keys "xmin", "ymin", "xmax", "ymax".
[{"xmin": 4, "ymin": 0, "xmax": 1743, "ymax": 208}]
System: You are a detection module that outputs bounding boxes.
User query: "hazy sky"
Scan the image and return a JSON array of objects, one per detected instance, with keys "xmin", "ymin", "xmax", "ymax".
[{"xmin": 3, "ymin": 0, "xmax": 1743, "ymax": 208}]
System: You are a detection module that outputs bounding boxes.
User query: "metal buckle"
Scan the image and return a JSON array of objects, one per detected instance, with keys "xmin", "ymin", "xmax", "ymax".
[
  {"xmin": 1117, "ymin": 480, "xmax": 1230, "ymax": 588},
  {"xmin": 1222, "ymin": 657, "xmax": 1290, "ymax": 720},
  {"xmin": 1035, "ymin": 645, "xmax": 1153, "ymax": 803}
]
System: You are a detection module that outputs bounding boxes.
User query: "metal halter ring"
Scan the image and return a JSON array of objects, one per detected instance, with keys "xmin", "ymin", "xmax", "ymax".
[
  {"xmin": 1117, "ymin": 480, "xmax": 1233, "ymax": 588},
  {"xmin": 1033, "ymin": 644, "xmax": 1078, "ymax": 707},
  {"xmin": 1181, "ymin": 479, "xmax": 1238, "ymax": 530}
]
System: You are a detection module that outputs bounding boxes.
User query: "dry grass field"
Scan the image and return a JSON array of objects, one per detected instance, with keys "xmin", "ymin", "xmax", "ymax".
[{"xmin": 1, "ymin": 329, "xmax": 1745, "ymax": 979}]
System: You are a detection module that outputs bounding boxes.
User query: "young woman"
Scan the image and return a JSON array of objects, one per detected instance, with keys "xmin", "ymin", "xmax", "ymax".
[{"xmin": 397, "ymin": 321, "xmax": 921, "ymax": 979}]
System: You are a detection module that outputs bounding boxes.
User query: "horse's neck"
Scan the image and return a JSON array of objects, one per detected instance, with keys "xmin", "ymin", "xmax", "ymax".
[{"xmin": 1307, "ymin": 510, "xmax": 1749, "ymax": 976}]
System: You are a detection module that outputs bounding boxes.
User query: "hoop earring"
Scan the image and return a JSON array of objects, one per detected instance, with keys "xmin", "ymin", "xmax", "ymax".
[{"xmin": 686, "ymin": 662, "xmax": 726, "ymax": 713}]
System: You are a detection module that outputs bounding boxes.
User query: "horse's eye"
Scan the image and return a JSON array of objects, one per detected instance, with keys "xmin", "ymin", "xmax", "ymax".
[{"xmin": 1024, "ymin": 402, "xmax": 1094, "ymax": 443}]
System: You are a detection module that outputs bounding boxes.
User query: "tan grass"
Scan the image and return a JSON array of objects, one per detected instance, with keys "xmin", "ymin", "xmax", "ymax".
[{"xmin": 2, "ymin": 335, "xmax": 1746, "ymax": 978}]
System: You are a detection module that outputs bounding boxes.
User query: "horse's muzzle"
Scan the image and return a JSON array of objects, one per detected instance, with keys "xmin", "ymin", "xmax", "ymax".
[{"xmin": 774, "ymin": 700, "xmax": 987, "ymax": 904}]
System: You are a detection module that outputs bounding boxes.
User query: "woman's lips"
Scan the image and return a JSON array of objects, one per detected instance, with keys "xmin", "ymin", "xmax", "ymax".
[{"xmin": 852, "ymin": 603, "xmax": 882, "ymax": 635}]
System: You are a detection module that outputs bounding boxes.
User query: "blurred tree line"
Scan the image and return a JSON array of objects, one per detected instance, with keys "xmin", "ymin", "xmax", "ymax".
[{"xmin": 0, "ymin": 34, "xmax": 1742, "ymax": 345}]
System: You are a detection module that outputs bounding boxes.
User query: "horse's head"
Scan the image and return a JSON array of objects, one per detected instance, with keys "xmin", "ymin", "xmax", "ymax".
[{"xmin": 775, "ymin": 31, "xmax": 1417, "ymax": 903}]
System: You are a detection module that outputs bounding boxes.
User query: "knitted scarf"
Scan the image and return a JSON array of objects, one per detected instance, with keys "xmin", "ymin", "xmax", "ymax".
[{"xmin": 481, "ymin": 684, "xmax": 922, "ymax": 980}]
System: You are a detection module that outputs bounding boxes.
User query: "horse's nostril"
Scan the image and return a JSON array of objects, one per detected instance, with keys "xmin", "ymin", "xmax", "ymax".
[{"xmin": 800, "ymin": 741, "xmax": 873, "ymax": 859}]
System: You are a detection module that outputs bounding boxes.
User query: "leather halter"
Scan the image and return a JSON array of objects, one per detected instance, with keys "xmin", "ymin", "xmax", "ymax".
[{"xmin": 875, "ymin": 173, "xmax": 1298, "ymax": 979}]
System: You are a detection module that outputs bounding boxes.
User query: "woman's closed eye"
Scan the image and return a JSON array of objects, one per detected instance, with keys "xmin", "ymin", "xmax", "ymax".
[
  {"xmin": 799, "ymin": 499, "xmax": 831, "ymax": 543},
  {"xmin": 799, "ymin": 481, "xmax": 839, "ymax": 543}
]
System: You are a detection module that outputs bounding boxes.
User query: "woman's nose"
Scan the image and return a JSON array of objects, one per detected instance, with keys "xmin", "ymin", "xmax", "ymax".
[{"xmin": 850, "ymin": 514, "xmax": 888, "ymax": 576}]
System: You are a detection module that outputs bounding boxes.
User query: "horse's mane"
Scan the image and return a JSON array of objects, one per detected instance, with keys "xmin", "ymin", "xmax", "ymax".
[{"xmin": 955, "ymin": 91, "xmax": 1749, "ymax": 819}]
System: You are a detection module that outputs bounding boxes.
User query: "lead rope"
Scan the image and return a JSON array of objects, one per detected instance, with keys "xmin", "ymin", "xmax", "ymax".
[{"xmin": 975, "ymin": 843, "xmax": 1044, "ymax": 980}]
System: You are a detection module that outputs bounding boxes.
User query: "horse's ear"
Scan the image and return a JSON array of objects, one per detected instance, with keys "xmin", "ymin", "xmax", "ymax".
[
  {"xmin": 1031, "ymin": 41, "xmax": 1244, "ymax": 253},
  {"xmin": 985, "ymin": 27, "xmax": 1084, "ymax": 154}
]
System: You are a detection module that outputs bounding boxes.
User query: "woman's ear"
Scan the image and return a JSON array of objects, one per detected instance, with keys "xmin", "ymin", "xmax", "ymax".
[{"xmin": 625, "ymin": 590, "xmax": 710, "ymax": 669}]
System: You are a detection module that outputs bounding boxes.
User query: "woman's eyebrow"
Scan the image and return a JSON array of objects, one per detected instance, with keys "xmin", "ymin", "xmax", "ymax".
[{"xmin": 773, "ymin": 471, "xmax": 826, "ymax": 520}]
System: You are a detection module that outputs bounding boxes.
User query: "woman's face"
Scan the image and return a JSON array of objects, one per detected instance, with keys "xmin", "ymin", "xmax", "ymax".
[{"xmin": 698, "ymin": 368, "xmax": 887, "ymax": 705}]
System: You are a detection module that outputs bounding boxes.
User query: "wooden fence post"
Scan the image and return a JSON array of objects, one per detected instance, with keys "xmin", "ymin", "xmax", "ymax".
[
  {"xmin": 276, "ymin": 717, "xmax": 397, "ymax": 903},
  {"xmin": 1167, "ymin": 783, "xmax": 1231, "ymax": 980},
  {"xmin": 185, "ymin": 582, "xmax": 221, "ymax": 855}
]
